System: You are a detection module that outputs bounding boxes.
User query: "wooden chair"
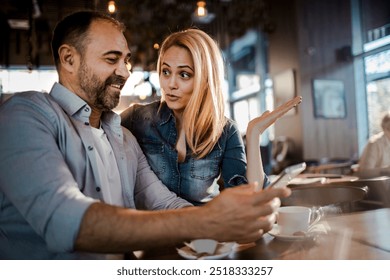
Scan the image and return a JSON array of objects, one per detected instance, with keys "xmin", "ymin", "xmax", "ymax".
[
  {"xmin": 306, "ymin": 161, "xmax": 354, "ymax": 175},
  {"xmin": 305, "ymin": 158, "xmax": 355, "ymax": 175}
]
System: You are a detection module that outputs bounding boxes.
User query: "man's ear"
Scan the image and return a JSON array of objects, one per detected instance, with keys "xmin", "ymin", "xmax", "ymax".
[{"xmin": 58, "ymin": 44, "xmax": 77, "ymax": 72}]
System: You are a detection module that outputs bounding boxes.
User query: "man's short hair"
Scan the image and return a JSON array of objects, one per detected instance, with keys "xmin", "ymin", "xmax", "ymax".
[{"xmin": 51, "ymin": 10, "xmax": 125, "ymax": 67}]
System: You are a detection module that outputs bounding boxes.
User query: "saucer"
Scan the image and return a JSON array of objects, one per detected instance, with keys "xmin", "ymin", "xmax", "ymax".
[
  {"xmin": 268, "ymin": 224, "xmax": 310, "ymax": 241},
  {"xmin": 177, "ymin": 242, "xmax": 235, "ymax": 260}
]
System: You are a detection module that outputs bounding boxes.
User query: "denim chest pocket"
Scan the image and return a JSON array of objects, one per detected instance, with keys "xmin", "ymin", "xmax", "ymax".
[
  {"xmin": 140, "ymin": 141, "xmax": 166, "ymax": 176},
  {"xmin": 190, "ymin": 148, "xmax": 222, "ymax": 180}
]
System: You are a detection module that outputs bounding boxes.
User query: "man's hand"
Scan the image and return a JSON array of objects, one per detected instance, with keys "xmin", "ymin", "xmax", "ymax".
[{"xmin": 199, "ymin": 183, "xmax": 291, "ymax": 244}]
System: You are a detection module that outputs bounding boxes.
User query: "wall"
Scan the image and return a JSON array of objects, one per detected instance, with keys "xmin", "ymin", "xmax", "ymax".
[
  {"xmin": 267, "ymin": 0, "xmax": 303, "ymax": 161},
  {"xmin": 1, "ymin": 27, "xmax": 53, "ymax": 69},
  {"xmin": 268, "ymin": 0, "xmax": 359, "ymax": 162}
]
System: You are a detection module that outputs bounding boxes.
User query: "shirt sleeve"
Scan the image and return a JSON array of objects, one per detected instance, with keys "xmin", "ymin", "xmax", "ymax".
[
  {"xmin": 220, "ymin": 121, "xmax": 249, "ymax": 187},
  {"xmin": 359, "ymin": 141, "xmax": 379, "ymax": 169},
  {"xmin": 0, "ymin": 95, "xmax": 96, "ymax": 253},
  {"xmin": 220, "ymin": 121, "xmax": 270, "ymax": 189}
]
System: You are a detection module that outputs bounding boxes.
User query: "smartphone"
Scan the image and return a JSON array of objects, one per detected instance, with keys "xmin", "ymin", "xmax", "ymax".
[{"xmin": 269, "ymin": 162, "xmax": 307, "ymax": 188}]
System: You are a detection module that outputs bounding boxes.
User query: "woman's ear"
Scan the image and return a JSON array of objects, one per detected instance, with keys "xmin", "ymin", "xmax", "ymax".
[{"xmin": 58, "ymin": 44, "xmax": 77, "ymax": 72}]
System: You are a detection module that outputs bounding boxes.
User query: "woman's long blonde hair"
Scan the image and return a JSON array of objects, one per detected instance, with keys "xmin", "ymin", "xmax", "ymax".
[{"xmin": 157, "ymin": 28, "xmax": 226, "ymax": 158}]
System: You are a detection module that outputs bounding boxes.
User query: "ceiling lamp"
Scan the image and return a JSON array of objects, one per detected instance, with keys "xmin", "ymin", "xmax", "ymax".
[
  {"xmin": 192, "ymin": 1, "xmax": 215, "ymax": 24},
  {"xmin": 195, "ymin": 1, "xmax": 208, "ymax": 17},
  {"xmin": 108, "ymin": 1, "xmax": 116, "ymax": 14}
]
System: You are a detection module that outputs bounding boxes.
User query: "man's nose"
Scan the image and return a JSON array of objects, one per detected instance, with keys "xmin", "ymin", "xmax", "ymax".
[{"xmin": 115, "ymin": 61, "xmax": 131, "ymax": 79}]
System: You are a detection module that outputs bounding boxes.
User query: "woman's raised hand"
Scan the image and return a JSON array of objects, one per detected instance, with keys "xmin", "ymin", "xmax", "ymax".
[
  {"xmin": 246, "ymin": 96, "xmax": 302, "ymax": 187},
  {"xmin": 247, "ymin": 96, "xmax": 302, "ymax": 136}
]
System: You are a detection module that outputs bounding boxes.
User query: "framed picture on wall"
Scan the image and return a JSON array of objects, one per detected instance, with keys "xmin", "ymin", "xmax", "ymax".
[
  {"xmin": 273, "ymin": 69, "xmax": 296, "ymax": 116},
  {"xmin": 312, "ymin": 79, "xmax": 346, "ymax": 119}
]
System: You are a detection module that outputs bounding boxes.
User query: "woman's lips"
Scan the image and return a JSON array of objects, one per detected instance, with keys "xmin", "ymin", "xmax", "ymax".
[{"xmin": 166, "ymin": 94, "xmax": 180, "ymax": 101}]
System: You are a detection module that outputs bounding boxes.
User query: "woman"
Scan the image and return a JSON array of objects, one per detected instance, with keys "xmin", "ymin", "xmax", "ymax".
[
  {"xmin": 358, "ymin": 112, "xmax": 390, "ymax": 177},
  {"xmin": 121, "ymin": 28, "xmax": 301, "ymax": 204}
]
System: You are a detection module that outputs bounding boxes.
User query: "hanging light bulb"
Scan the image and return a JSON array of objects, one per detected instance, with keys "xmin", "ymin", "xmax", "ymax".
[
  {"xmin": 108, "ymin": 1, "xmax": 116, "ymax": 14},
  {"xmin": 196, "ymin": 1, "xmax": 207, "ymax": 17}
]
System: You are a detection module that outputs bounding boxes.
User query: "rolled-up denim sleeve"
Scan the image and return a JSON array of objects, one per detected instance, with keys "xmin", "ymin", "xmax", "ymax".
[
  {"xmin": 221, "ymin": 121, "xmax": 268, "ymax": 189},
  {"xmin": 220, "ymin": 121, "xmax": 248, "ymax": 187},
  {"xmin": 0, "ymin": 96, "xmax": 96, "ymax": 253}
]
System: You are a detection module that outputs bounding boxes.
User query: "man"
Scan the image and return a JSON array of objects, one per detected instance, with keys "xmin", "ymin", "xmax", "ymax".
[{"xmin": 0, "ymin": 11, "xmax": 290, "ymax": 259}]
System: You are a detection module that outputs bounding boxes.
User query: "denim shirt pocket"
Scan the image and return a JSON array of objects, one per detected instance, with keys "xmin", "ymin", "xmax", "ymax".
[
  {"xmin": 190, "ymin": 146, "xmax": 222, "ymax": 180},
  {"xmin": 140, "ymin": 140, "xmax": 166, "ymax": 176}
]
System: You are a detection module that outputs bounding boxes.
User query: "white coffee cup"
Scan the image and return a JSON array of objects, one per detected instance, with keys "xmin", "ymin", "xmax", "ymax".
[
  {"xmin": 277, "ymin": 206, "xmax": 320, "ymax": 235},
  {"xmin": 188, "ymin": 239, "xmax": 218, "ymax": 254}
]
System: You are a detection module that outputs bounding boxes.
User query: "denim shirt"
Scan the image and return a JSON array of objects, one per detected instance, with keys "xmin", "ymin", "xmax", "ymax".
[{"xmin": 121, "ymin": 101, "xmax": 249, "ymax": 205}]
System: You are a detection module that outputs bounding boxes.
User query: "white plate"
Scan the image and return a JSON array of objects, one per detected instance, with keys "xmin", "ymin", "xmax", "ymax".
[
  {"xmin": 176, "ymin": 242, "xmax": 235, "ymax": 260},
  {"xmin": 268, "ymin": 224, "xmax": 310, "ymax": 241}
]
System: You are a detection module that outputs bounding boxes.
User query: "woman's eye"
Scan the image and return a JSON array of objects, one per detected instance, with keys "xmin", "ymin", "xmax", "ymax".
[
  {"xmin": 162, "ymin": 69, "xmax": 170, "ymax": 76},
  {"xmin": 180, "ymin": 72, "xmax": 191, "ymax": 79}
]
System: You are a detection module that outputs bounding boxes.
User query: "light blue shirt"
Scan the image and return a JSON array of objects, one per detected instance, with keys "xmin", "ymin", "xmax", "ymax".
[{"xmin": 0, "ymin": 83, "xmax": 191, "ymax": 259}]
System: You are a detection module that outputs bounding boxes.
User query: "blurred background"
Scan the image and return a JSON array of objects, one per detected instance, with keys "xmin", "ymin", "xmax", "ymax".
[{"xmin": 0, "ymin": 0, "xmax": 389, "ymax": 175}]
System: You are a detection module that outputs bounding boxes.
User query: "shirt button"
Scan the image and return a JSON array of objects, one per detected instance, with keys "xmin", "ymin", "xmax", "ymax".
[
  {"xmin": 88, "ymin": 146, "xmax": 93, "ymax": 151},
  {"xmin": 84, "ymin": 122, "xmax": 89, "ymax": 125},
  {"xmin": 96, "ymin": 187, "xmax": 101, "ymax": 192},
  {"xmin": 84, "ymin": 107, "xmax": 90, "ymax": 112}
]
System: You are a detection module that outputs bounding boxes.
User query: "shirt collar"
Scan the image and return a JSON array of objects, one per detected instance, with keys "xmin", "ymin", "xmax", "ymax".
[
  {"xmin": 50, "ymin": 82, "xmax": 120, "ymax": 128},
  {"xmin": 50, "ymin": 82, "xmax": 89, "ymax": 117},
  {"xmin": 158, "ymin": 101, "xmax": 175, "ymax": 125}
]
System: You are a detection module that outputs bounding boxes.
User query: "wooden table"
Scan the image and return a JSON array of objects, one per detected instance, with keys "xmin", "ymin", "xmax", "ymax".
[
  {"xmin": 324, "ymin": 208, "xmax": 390, "ymax": 252},
  {"xmin": 237, "ymin": 208, "xmax": 390, "ymax": 259},
  {"xmin": 139, "ymin": 208, "xmax": 390, "ymax": 260}
]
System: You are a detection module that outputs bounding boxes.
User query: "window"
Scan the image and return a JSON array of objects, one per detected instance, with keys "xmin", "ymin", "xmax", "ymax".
[{"xmin": 365, "ymin": 50, "xmax": 390, "ymax": 137}]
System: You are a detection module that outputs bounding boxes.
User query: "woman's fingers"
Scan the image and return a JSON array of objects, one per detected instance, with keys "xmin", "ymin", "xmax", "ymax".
[
  {"xmin": 272, "ymin": 95, "xmax": 302, "ymax": 116},
  {"xmin": 248, "ymin": 96, "xmax": 303, "ymax": 134}
]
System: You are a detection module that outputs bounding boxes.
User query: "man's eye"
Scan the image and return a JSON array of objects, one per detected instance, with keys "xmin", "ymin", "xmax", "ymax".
[{"xmin": 107, "ymin": 58, "xmax": 118, "ymax": 64}]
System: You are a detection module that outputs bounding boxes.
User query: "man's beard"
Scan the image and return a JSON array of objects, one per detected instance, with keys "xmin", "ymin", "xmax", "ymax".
[{"xmin": 78, "ymin": 61, "xmax": 124, "ymax": 111}]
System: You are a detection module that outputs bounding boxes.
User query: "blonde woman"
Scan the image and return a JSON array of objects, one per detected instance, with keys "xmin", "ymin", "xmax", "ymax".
[
  {"xmin": 358, "ymin": 112, "xmax": 390, "ymax": 178},
  {"xmin": 121, "ymin": 28, "xmax": 301, "ymax": 204}
]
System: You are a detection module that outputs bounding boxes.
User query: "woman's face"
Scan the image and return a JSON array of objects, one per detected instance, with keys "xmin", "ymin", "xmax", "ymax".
[
  {"xmin": 159, "ymin": 46, "xmax": 194, "ymax": 117},
  {"xmin": 382, "ymin": 117, "xmax": 390, "ymax": 139}
]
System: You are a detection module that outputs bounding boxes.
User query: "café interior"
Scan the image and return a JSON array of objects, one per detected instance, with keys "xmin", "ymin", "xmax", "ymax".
[{"xmin": 1, "ymin": 0, "xmax": 390, "ymax": 259}]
